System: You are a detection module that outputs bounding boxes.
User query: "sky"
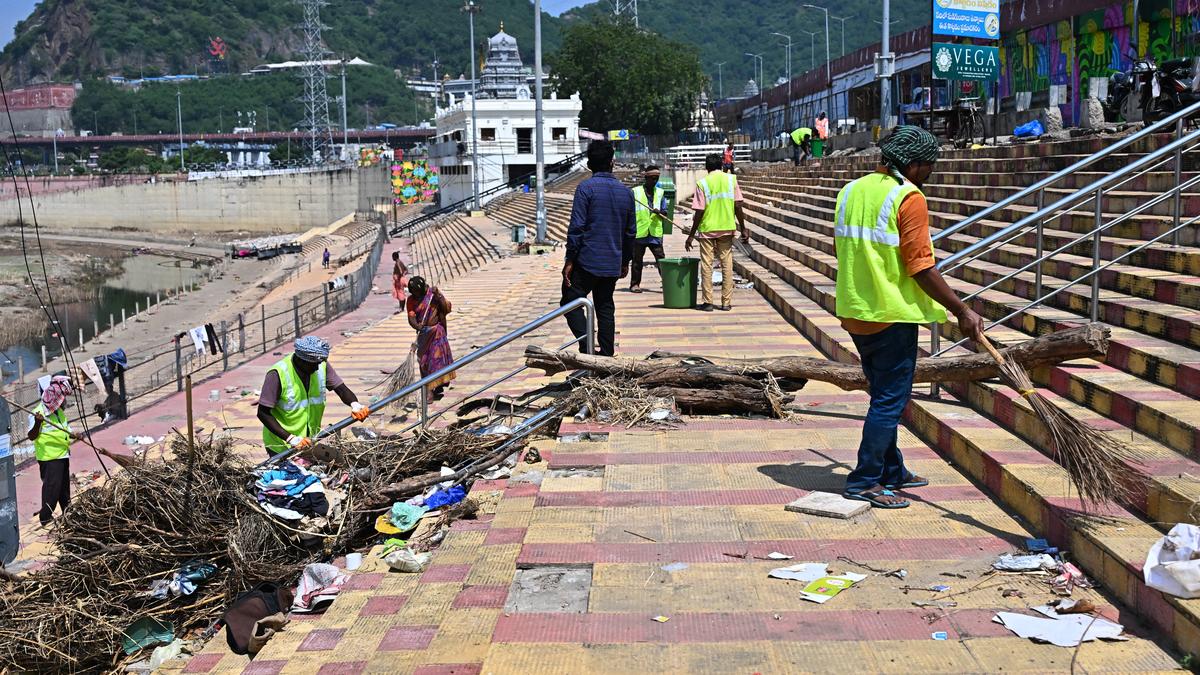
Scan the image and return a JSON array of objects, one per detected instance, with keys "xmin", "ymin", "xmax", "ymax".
[
  {"xmin": 542, "ymin": 0, "xmax": 592, "ymax": 15},
  {"xmin": 1, "ymin": 1, "xmax": 39, "ymax": 47}
]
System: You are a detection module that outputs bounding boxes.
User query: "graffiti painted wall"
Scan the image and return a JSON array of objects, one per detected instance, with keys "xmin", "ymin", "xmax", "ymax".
[{"xmin": 998, "ymin": 0, "xmax": 1200, "ymax": 123}]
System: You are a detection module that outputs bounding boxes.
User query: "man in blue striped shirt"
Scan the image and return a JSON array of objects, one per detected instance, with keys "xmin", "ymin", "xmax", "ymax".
[{"xmin": 561, "ymin": 140, "xmax": 636, "ymax": 356}]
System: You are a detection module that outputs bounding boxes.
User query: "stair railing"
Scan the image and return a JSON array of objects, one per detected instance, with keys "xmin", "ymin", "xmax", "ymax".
[
  {"xmin": 932, "ymin": 100, "xmax": 1200, "ymax": 257},
  {"xmin": 929, "ymin": 124, "xmax": 1200, "ymax": 367}
]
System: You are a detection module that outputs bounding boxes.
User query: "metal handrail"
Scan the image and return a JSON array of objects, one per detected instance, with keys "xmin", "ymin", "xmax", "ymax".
[
  {"xmin": 259, "ymin": 297, "xmax": 595, "ymax": 467},
  {"xmin": 928, "ymin": 123, "xmax": 1200, "ymax": 364},
  {"xmin": 931, "ymin": 99, "xmax": 1200, "ymax": 245}
]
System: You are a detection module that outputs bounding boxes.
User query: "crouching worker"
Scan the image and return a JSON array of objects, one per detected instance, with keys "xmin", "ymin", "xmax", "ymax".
[{"xmin": 257, "ymin": 335, "xmax": 370, "ymax": 457}]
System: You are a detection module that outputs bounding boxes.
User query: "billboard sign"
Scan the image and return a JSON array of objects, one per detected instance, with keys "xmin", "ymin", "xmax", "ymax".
[
  {"xmin": 932, "ymin": 43, "xmax": 1000, "ymax": 81},
  {"xmin": 607, "ymin": 129, "xmax": 631, "ymax": 141},
  {"xmin": 932, "ymin": 0, "xmax": 1001, "ymax": 40}
]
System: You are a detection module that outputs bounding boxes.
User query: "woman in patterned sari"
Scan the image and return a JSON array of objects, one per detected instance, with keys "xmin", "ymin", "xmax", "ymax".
[{"xmin": 406, "ymin": 276, "xmax": 455, "ymax": 400}]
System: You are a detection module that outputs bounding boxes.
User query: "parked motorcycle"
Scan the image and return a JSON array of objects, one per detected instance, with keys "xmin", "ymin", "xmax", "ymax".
[{"xmin": 1138, "ymin": 57, "xmax": 1200, "ymax": 124}]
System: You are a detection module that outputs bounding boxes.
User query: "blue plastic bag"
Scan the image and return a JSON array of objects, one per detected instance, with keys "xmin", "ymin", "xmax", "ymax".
[
  {"xmin": 1013, "ymin": 120, "xmax": 1044, "ymax": 138},
  {"xmin": 425, "ymin": 485, "xmax": 466, "ymax": 509}
]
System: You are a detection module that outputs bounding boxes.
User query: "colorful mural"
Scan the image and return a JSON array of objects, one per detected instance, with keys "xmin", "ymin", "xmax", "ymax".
[
  {"xmin": 997, "ymin": 0, "xmax": 1200, "ymax": 124},
  {"xmin": 391, "ymin": 160, "xmax": 439, "ymax": 205}
]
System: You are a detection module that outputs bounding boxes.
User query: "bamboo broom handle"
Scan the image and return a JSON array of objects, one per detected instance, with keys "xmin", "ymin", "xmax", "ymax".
[{"xmin": 977, "ymin": 336, "xmax": 1006, "ymax": 365}]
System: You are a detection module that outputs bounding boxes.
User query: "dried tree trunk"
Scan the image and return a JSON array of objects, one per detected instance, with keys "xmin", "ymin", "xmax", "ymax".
[
  {"xmin": 525, "ymin": 323, "xmax": 1109, "ymax": 392},
  {"xmin": 646, "ymin": 385, "xmax": 790, "ymax": 416}
]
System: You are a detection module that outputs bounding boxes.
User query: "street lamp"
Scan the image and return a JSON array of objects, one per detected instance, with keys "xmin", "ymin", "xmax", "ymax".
[
  {"xmin": 802, "ymin": 3, "xmax": 833, "ymax": 124},
  {"xmin": 715, "ymin": 61, "xmax": 726, "ymax": 100},
  {"xmin": 176, "ymin": 88, "xmax": 185, "ymax": 172},
  {"xmin": 534, "ymin": 0, "xmax": 547, "ymax": 243},
  {"xmin": 799, "ymin": 31, "xmax": 817, "ymax": 70},
  {"xmin": 745, "ymin": 52, "xmax": 764, "ymax": 139},
  {"xmin": 743, "ymin": 52, "xmax": 763, "ymax": 93},
  {"xmin": 831, "ymin": 15, "xmax": 851, "ymax": 57},
  {"xmin": 462, "ymin": 0, "xmax": 482, "ymax": 212},
  {"xmin": 771, "ymin": 33, "xmax": 792, "ymax": 132}
]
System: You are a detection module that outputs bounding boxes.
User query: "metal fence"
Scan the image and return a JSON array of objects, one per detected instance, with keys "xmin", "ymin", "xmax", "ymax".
[{"xmin": 6, "ymin": 222, "xmax": 387, "ymax": 443}]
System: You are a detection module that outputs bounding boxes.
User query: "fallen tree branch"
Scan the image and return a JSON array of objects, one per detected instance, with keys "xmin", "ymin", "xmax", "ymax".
[{"xmin": 525, "ymin": 323, "xmax": 1109, "ymax": 391}]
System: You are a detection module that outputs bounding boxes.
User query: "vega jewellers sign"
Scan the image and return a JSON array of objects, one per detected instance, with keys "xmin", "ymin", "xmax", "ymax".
[
  {"xmin": 932, "ymin": 0, "xmax": 1001, "ymax": 40},
  {"xmin": 932, "ymin": 43, "xmax": 1000, "ymax": 81}
]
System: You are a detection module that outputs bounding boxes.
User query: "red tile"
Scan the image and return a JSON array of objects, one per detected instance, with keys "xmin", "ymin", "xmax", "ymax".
[
  {"xmin": 343, "ymin": 572, "xmax": 384, "ymax": 590},
  {"xmin": 360, "ymin": 594, "xmax": 408, "ymax": 616},
  {"xmin": 298, "ymin": 628, "xmax": 345, "ymax": 651},
  {"xmin": 412, "ymin": 665, "xmax": 482, "ymax": 675},
  {"xmin": 182, "ymin": 653, "xmax": 224, "ymax": 673},
  {"xmin": 421, "ymin": 564, "xmax": 471, "ymax": 583},
  {"xmin": 452, "ymin": 585, "xmax": 510, "ymax": 608},
  {"xmin": 378, "ymin": 625, "xmax": 438, "ymax": 651},
  {"xmin": 317, "ymin": 662, "xmax": 366, "ymax": 675},
  {"xmin": 505, "ymin": 483, "xmax": 540, "ymax": 498},
  {"xmin": 241, "ymin": 661, "xmax": 287, "ymax": 675},
  {"xmin": 483, "ymin": 527, "xmax": 527, "ymax": 545}
]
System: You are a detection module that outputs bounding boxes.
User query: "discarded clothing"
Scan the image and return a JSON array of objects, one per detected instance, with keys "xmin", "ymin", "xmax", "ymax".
[
  {"xmin": 992, "ymin": 553, "xmax": 1059, "ymax": 572},
  {"xmin": 259, "ymin": 491, "xmax": 329, "ymax": 518},
  {"xmin": 150, "ymin": 559, "xmax": 217, "ymax": 600},
  {"xmin": 79, "ymin": 358, "xmax": 106, "ymax": 393},
  {"xmin": 122, "ymin": 617, "xmax": 174, "ymax": 655},
  {"xmin": 188, "ymin": 326, "xmax": 207, "ymax": 355},
  {"xmin": 291, "ymin": 562, "xmax": 349, "ymax": 614},
  {"xmin": 256, "ymin": 462, "xmax": 329, "ymax": 517},
  {"xmin": 1144, "ymin": 524, "xmax": 1200, "ymax": 599},
  {"xmin": 205, "ymin": 323, "xmax": 222, "ymax": 354},
  {"xmin": 384, "ymin": 548, "xmax": 432, "ymax": 573},
  {"xmin": 389, "ymin": 502, "xmax": 428, "ymax": 532},
  {"xmin": 425, "ymin": 485, "xmax": 466, "ymax": 509}
]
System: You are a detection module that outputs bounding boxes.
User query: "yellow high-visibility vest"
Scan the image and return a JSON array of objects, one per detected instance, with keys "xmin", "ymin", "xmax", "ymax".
[
  {"xmin": 834, "ymin": 172, "xmax": 947, "ymax": 324},
  {"xmin": 32, "ymin": 403, "xmax": 70, "ymax": 462},
  {"xmin": 633, "ymin": 185, "xmax": 665, "ymax": 239},
  {"xmin": 697, "ymin": 170, "xmax": 737, "ymax": 234},
  {"xmin": 262, "ymin": 357, "xmax": 327, "ymax": 454},
  {"xmin": 791, "ymin": 127, "xmax": 813, "ymax": 145}
]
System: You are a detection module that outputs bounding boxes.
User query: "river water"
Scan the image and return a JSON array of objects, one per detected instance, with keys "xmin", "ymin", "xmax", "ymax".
[{"xmin": 0, "ymin": 253, "xmax": 207, "ymax": 382}]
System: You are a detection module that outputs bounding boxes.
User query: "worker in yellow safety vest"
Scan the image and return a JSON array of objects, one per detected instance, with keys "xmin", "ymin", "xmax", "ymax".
[
  {"xmin": 629, "ymin": 165, "xmax": 669, "ymax": 293},
  {"xmin": 685, "ymin": 153, "xmax": 749, "ymax": 311},
  {"xmin": 28, "ymin": 375, "xmax": 84, "ymax": 525},
  {"xmin": 789, "ymin": 127, "xmax": 813, "ymax": 165},
  {"xmin": 256, "ymin": 335, "xmax": 370, "ymax": 457},
  {"xmin": 836, "ymin": 125, "xmax": 984, "ymax": 509}
]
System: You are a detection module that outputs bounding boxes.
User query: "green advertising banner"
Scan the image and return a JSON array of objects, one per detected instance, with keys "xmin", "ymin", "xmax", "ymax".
[{"xmin": 932, "ymin": 42, "xmax": 1000, "ymax": 81}]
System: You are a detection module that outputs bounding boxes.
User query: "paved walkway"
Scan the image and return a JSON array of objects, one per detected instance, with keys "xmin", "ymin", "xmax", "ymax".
[{"xmin": 169, "ymin": 233, "xmax": 1179, "ymax": 673}]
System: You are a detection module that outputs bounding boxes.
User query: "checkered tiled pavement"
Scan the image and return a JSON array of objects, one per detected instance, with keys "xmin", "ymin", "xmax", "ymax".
[{"xmin": 166, "ymin": 226, "xmax": 1180, "ymax": 674}]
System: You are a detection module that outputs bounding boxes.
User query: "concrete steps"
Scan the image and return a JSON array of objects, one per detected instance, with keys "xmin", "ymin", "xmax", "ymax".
[{"xmin": 731, "ymin": 238, "xmax": 1200, "ymax": 659}]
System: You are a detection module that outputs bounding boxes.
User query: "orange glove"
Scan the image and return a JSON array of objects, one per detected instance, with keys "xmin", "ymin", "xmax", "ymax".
[
  {"xmin": 286, "ymin": 435, "xmax": 313, "ymax": 450},
  {"xmin": 350, "ymin": 402, "xmax": 370, "ymax": 422}
]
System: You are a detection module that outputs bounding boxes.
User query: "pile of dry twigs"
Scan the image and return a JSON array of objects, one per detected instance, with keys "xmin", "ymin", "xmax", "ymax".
[{"xmin": 0, "ymin": 425, "xmax": 525, "ymax": 673}]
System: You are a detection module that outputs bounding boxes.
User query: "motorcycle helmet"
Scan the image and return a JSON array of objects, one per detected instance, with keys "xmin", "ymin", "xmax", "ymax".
[{"xmin": 1111, "ymin": 71, "xmax": 1129, "ymax": 87}]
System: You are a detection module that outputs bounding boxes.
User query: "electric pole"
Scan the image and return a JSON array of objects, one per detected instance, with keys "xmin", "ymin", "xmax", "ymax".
[
  {"xmin": 715, "ymin": 62, "xmax": 726, "ymax": 100},
  {"xmin": 463, "ymin": 0, "xmax": 482, "ymax": 211},
  {"xmin": 340, "ymin": 57, "xmax": 349, "ymax": 157},
  {"xmin": 176, "ymin": 88, "xmax": 185, "ymax": 172},
  {"xmin": 534, "ymin": 0, "xmax": 548, "ymax": 242},
  {"xmin": 880, "ymin": 0, "xmax": 892, "ymax": 130}
]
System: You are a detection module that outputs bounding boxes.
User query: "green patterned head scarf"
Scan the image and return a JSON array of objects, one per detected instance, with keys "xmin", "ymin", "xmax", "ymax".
[{"xmin": 879, "ymin": 125, "xmax": 940, "ymax": 170}]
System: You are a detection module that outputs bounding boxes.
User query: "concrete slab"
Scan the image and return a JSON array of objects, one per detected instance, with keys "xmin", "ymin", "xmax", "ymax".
[
  {"xmin": 503, "ymin": 566, "xmax": 593, "ymax": 614},
  {"xmin": 784, "ymin": 491, "xmax": 870, "ymax": 519}
]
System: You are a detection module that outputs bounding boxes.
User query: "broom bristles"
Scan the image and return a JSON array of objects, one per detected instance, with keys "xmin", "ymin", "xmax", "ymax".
[
  {"xmin": 372, "ymin": 347, "xmax": 417, "ymax": 407},
  {"xmin": 994, "ymin": 358, "xmax": 1145, "ymax": 507}
]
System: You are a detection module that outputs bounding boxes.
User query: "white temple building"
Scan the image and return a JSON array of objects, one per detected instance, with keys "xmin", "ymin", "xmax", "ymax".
[{"xmin": 429, "ymin": 24, "xmax": 582, "ymax": 207}]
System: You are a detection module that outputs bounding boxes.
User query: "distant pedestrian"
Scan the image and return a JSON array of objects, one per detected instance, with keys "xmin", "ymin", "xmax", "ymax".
[
  {"xmin": 722, "ymin": 142, "xmax": 735, "ymax": 171},
  {"xmin": 322, "ymin": 247, "xmax": 330, "ymax": 268},
  {"xmin": 685, "ymin": 154, "xmax": 748, "ymax": 312},
  {"xmin": 28, "ymin": 375, "xmax": 83, "ymax": 526},
  {"xmin": 391, "ymin": 251, "xmax": 408, "ymax": 311},
  {"xmin": 561, "ymin": 140, "xmax": 636, "ymax": 357},
  {"xmin": 815, "ymin": 111, "xmax": 829, "ymax": 140},
  {"xmin": 789, "ymin": 127, "xmax": 814, "ymax": 165},
  {"xmin": 629, "ymin": 165, "xmax": 668, "ymax": 294}
]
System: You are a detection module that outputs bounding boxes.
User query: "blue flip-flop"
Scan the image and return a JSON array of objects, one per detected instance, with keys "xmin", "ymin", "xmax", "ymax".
[
  {"xmin": 843, "ymin": 488, "xmax": 910, "ymax": 509},
  {"xmin": 885, "ymin": 475, "xmax": 930, "ymax": 490}
]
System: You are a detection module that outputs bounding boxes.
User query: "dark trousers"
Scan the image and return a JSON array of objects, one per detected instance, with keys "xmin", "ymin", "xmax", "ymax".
[
  {"xmin": 630, "ymin": 241, "xmax": 665, "ymax": 288},
  {"xmin": 38, "ymin": 457, "xmax": 70, "ymax": 525},
  {"xmin": 561, "ymin": 265, "xmax": 617, "ymax": 357},
  {"xmin": 845, "ymin": 323, "xmax": 918, "ymax": 493}
]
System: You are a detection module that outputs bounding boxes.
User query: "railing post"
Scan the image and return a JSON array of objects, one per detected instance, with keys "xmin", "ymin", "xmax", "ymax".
[
  {"xmin": 238, "ymin": 313, "xmax": 245, "ymax": 355},
  {"xmin": 261, "ymin": 304, "xmax": 267, "ymax": 354},
  {"xmin": 1034, "ymin": 188, "xmax": 1045, "ymax": 301},
  {"xmin": 930, "ymin": 322, "xmax": 941, "ymax": 398},
  {"xmin": 220, "ymin": 320, "xmax": 229, "ymax": 371},
  {"xmin": 174, "ymin": 336, "xmax": 183, "ymax": 393},
  {"xmin": 1092, "ymin": 188, "xmax": 1103, "ymax": 323},
  {"xmin": 349, "ymin": 274, "xmax": 356, "ymax": 306},
  {"xmin": 293, "ymin": 297, "xmax": 301, "ymax": 339},
  {"xmin": 419, "ymin": 386, "xmax": 428, "ymax": 429},
  {"xmin": 1173, "ymin": 116, "xmax": 1184, "ymax": 247},
  {"xmin": 323, "ymin": 284, "xmax": 330, "ymax": 322},
  {"xmin": 584, "ymin": 302, "xmax": 595, "ymax": 355}
]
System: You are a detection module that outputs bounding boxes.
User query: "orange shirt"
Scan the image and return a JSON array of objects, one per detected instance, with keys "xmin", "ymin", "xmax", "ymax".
[{"xmin": 839, "ymin": 171, "xmax": 937, "ymax": 336}]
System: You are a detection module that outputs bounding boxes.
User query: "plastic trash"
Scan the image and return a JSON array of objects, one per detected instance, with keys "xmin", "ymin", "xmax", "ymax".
[
  {"xmin": 388, "ymin": 502, "xmax": 428, "ymax": 532},
  {"xmin": 660, "ymin": 562, "xmax": 688, "ymax": 572},
  {"xmin": 122, "ymin": 617, "xmax": 174, "ymax": 655},
  {"xmin": 384, "ymin": 548, "xmax": 432, "ymax": 573},
  {"xmin": 1144, "ymin": 524, "xmax": 1200, "ymax": 598},
  {"xmin": 148, "ymin": 638, "xmax": 187, "ymax": 669},
  {"xmin": 992, "ymin": 553, "xmax": 1059, "ymax": 572},
  {"xmin": 1013, "ymin": 120, "xmax": 1045, "ymax": 138}
]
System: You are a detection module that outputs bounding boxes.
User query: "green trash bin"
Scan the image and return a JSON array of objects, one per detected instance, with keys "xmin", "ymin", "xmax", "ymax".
[
  {"xmin": 811, "ymin": 138, "xmax": 825, "ymax": 158},
  {"xmin": 659, "ymin": 257, "xmax": 699, "ymax": 309},
  {"xmin": 659, "ymin": 178, "xmax": 676, "ymax": 235}
]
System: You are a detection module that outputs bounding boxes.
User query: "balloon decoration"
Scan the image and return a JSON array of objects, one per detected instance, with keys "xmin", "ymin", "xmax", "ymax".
[{"xmin": 392, "ymin": 159, "xmax": 439, "ymax": 205}]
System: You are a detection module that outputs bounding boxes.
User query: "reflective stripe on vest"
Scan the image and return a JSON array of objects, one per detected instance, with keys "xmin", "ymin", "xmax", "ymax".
[
  {"xmin": 633, "ymin": 185, "xmax": 665, "ymax": 239},
  {"xmin": 33, "ymin": 403, "xmax": 71, "ymax": 462},
  {"xmin": 833, "ymin": 173, "xmax": 948, "ymax": 325},
  {"xmin": 698, "ymin": 171, "xmax": 737, "ymax": 233},
  {"xmin": 263, "ymin": 357, "xmax": 327, "ymax": 454}
]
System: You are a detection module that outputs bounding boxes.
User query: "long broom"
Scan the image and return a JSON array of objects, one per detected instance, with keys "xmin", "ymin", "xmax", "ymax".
[
  {"xmin": 977, "ymin": 337, "xmax": 1145, "ymax": 507},
  {"xmin": 372, "ymin": 343, "xmax": 417, "ymax": 406}
]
